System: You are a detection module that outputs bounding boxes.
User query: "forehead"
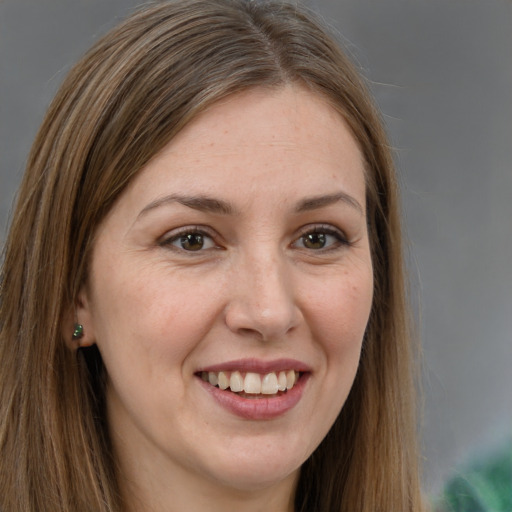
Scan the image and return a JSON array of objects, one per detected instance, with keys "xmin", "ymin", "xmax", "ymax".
[
  {"xmin": 102, "ymin": 84, "xmax": 367, "ymax": 227},
  {"xmin": 139, "ymin": 86, "xmax": 363, "ymax": 188},
  {"xmin": 170, "ymin": 85, "xmax": 360, "ymax": 157}
]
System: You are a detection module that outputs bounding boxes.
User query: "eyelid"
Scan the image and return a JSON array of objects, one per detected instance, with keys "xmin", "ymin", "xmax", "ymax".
[
  {"xmin": 297, "ymin": 223, "xmax": 348, "ymax": 239},
  {"xmin": 293, "ymin": 223, "xmax": 351, "ymax": 250},
  {"xmin": 158, "ymin": 225, "xmax": 220, "ymax": 250}
]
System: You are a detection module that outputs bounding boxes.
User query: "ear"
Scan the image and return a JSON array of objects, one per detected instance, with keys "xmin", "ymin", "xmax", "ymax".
[{"xmin": 62, "ymin": 285, "xmax": 96, "ymax": 350}]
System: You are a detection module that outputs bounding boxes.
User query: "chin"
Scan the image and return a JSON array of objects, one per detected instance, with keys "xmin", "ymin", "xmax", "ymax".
[
  {"xmin": 198, "ymin": 439, "xmax": 305, "ymax": 492},
  {"xmin": 212, "ymin": 464, "xmax": 299, "ymax": 493}
]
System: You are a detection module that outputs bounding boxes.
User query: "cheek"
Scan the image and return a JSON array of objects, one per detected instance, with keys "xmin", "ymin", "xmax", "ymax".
[
  {"xmin": 89, "ymin": 260, "xmax": 225, "ymax": 361},
  {"xmin": 298, "ymin": 267, "xmax": 373, "ymax": 443},
  {"xmin": 306, "ymin": 264, "xmax": 373, "ymax": 409},
  {"xmin": 309, "ymin": 267, "xmax": 373, "ymax": 346}
]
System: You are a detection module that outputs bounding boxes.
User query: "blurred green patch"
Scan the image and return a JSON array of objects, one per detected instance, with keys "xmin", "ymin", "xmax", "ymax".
[{"xmin": 437, "ymin": 439, "xmax": 512, "ymax": 512}]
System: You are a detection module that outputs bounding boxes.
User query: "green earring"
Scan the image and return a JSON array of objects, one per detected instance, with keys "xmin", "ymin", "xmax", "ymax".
[{"xmin": 72, "ymin": 323, "xmax": 84, "ymax": 340}]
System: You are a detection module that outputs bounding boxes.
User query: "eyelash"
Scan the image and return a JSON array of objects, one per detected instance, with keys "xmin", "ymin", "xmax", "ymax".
[
  {"xmin": 159, "ymin": 226, "xmax": 219, "ymax": 253},
  {"xmin": 293, "ymin": 224, "xmax": 350, "ymax": 252},
  {"xmin": 159, "ymin": 224, "xmax": 350, "ymax": 254}
]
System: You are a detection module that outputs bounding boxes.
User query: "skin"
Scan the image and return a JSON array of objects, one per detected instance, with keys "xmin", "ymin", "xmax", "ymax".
[{"xmin": 77, "ymin": 85, "xmax": 374, "ymax": 512}]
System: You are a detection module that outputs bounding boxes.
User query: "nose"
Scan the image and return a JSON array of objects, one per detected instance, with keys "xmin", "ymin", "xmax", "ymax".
[{"xmin": 224, "ymin": 251, "xmax": 302, "ymax": 341}]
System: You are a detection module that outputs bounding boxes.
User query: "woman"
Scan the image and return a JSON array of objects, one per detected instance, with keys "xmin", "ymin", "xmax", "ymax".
[{"xmin": 0, "ymin": 1, "xmax": 424, "ymax": 510}]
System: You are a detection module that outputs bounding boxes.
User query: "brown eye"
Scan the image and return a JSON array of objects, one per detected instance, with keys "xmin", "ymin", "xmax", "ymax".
[
  {"xmin": 302, "ymin": 232, "xmax": 326, "ymax": 249},
  {"xmin": 179, "ymin": 233, "xmax": 205, "ymax": 251},
  {"xmin": 293, "ymin": 226, "xmax": 349, "ymax": 251},
  {"xmin": 164, "ymin": 230, "xmax": 216, "ymax": 252}
]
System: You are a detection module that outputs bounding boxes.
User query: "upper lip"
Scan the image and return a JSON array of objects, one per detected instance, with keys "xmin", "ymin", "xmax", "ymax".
[{"xmin": 196, "ymin": 357, "xmax": 312, "ymax": 374}]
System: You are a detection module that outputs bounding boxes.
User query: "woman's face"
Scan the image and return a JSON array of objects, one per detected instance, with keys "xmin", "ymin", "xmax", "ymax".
[{"xmin": 79, "ymin": 85, "xmax": 373, "ymax": 499}]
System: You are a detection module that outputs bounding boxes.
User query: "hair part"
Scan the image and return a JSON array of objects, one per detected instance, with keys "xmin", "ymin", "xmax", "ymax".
[{"xmin": 0, "ymin": 1, "xmax": 424, "ymax": 510}]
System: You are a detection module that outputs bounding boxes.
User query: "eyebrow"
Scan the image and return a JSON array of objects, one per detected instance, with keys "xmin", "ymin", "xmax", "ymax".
[
  {"xmin": 295, "ymin": 192, "xmax": 364, "ymax": 215},
  {"xmin": 138, "ymin": 194, "xmax": 236, "ymax": 218},
  {"xmin": 138, "ymin": 190, "xmax": 363, "ymax": 219}
]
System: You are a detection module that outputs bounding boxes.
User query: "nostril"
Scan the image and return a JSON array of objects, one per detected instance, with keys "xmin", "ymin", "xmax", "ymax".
[
  {"xmin": 237, "ymin": 327, "xmax": 264, "ymax": 338},
  {"xmin": 224, "ymin": 296, "xmax": 302, "ymax": 341}
]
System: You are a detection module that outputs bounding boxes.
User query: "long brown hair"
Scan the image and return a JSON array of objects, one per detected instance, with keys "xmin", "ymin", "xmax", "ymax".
[{"xmin": 0, "ymin": 1, "xmax": 423, "ymax": 510}]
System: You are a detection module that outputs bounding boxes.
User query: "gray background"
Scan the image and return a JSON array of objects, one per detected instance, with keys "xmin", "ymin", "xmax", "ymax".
[{"xmin": 1, "ymin": 0, "xmax": 511, "ymax": 498}]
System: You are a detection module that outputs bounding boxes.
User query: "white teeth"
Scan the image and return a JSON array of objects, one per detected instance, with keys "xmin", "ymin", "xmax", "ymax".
[
  {"xmin": 218, "ymin": 371, "xmax": 229, "ymax": 390},
  {"xmin": 261, "ymin": 372, "xmax": 279, "ymax": 394},
  {"xmin": 286, "ymin": 370, "xmax": 296, "ymax": 389},
  {"xmin": 229, "ymin": 371, "xmax": 244, "ymax": 392},
  {"xmin": 277, "ymin": 371, "xmax": 287, "ymax": 391},
  {"xmin": 202, "ymin": 370, "xmax": 300, "ymax": 394},
  {"xmin": 244, "ymin": 372, "xmax": 262, "ymax": 394}
]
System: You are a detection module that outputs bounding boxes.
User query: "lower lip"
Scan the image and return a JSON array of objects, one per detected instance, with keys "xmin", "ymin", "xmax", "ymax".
[{"xmin": 199, "ymin": 374, "xmax": 309, "ymax": 420}]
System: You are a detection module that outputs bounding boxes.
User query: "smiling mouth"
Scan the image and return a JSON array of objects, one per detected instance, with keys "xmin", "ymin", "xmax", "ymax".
[{"xmin": 198, "ymin": 370, "xmax": 301, "ymax": 397}]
